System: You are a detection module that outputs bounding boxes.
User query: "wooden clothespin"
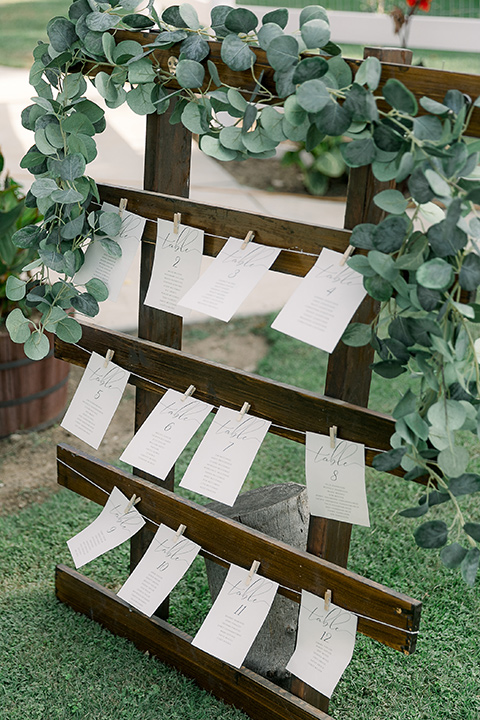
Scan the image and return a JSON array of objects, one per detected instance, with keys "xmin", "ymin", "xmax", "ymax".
[
  {"xmin": 245, "ymin": 560, "xmax": 260, "ymax": 586},
  {"xmin": 103, "ymin": 348, "xmax": 115, "ymax": 368},
  {"xmin": 238, "ymin": 401, "xmax": 251, "ymax": 421},
  {"xmin": 124, "ymin": 493, "xmax": 141, "ymax": 514},
  {"xmin": 339, "ymin": 245, "xmax": 354, "ymax": 266},
  {"xmin": 324, "ymin": 589, "xmax": 332, "ymax": 610},
  {"xmin": 330, "ymin": 425, "xmax": 337, "ymax": 449},
  {"xmin": 241, "ymin": 230, "xmax": 255, "ymax": 250},
  {"xmin": 118, "ymin": 198, "xmax": 128, "ymax": 218},
  {"xmin": 182, "ymin": 384, "xmax": 196, "ymax": 401},
  {"xmin": 174, "ymin": 523, "xmax": 186, "ymax": 540},
  {"xmin": 173, "ymin": 212, "xmax": 181, "ymax": 234}
]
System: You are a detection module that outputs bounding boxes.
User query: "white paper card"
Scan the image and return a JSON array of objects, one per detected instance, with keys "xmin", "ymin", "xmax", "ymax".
[
  {"xmin": 74, "ymin": 202, "xmax": 146, "ymax": 302},
  {"xmin": 61, "ymin": 351, "xmax": 130, "ymax": 449},
  {"xmin": 179, "ymin": 237, "xmax": 281, "ymax": 322},
  {"xmin": 179, "ymin": 407, "xmax": 271, "ymax": 506},
  {"xmin": 117, "ymin": 524, "xmax": 200, "ymax": 616},
  {"xmin": 192, "ymin": 564, "xmax": 278, "ymax": 668},
  {"xmin": 67, "ymin": 486, "xmax": 145, "ymax": 569},
  {"xmin": 306, "ymin": 432, "xmax": 369, "ymax": 527},
  {"xmin": 271, "ymin": 248, "xmax": 367, "ymax": 354},
  {"xmin": 120, "ymin": 389, "xmax": 214, "ymax": 480},
  {"xmin": 286, "ymin": 590, "xmax": 357, "ymax": 698},
  {"xmin": 144, "ymin": 219, "xmax": 204, "ymax": 318}
]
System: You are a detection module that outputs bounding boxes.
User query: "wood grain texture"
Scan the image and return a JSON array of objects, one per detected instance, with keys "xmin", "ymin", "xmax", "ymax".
[
  {"xmin": 97, "ymin": 183, "xmax": 351, "ymax": 279},
  {"xmin": 55, "ymin": 565, "xmax": 334, "ymax": 720},
  {"xmin": 54, "ymin": 321, "xmax": 400, "ymax": 461},
  {"xmin": 56, "ymin": 444, "xmax": 421, "ymax": 653}
]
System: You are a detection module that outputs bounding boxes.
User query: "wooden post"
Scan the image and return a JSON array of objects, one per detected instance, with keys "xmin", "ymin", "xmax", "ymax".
[
  {"xmin": 131, "ymin": 102, "xmax": 192, "ymax": 581},
  {"xmin": 291, "ymin": 46, "xmax": 413, "ymax": 712}
]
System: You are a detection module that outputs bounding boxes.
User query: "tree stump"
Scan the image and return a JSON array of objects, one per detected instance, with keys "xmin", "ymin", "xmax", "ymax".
[{"xmin": 205, "ymin": 483, "xmax": 309, "ymax": 688}]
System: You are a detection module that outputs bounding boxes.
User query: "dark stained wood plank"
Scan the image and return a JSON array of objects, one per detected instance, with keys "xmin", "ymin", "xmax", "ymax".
[
  {"xmin": 56, "ymin": 564, "xmax": 334, "ymax": 720},
  {"xmin": 96, "ymin": 183, "xmax": 352, "ymax": 279},
  {"xmin": 54, "ymin": 322, "xmax": 396, "ymax": 455},
  {"xmin": 56, "ymin": 444, "xmax": 421, "ymax": 652}
]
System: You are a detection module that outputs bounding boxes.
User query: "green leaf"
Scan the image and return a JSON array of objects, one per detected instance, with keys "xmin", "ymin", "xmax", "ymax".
[
  {"xmin": 440, "ymin": 543, "xmax": 467, "ymax": 569},
  {"xmin": 181, "ymin": 102, "xmax": 209, "ymax": 134},
  {"xmin": 341, "ymin": 138, "xmax": 376, "ymax": 168},
  {"xmin": 86, "ymin": 11, "xmax": 119, "ymax": 31},
  {"xmin": 49, "ymin": 153, "xmax": 86, "ymax": 182},
  {"xmin": 427, "ymin": 220, "xmax": 467, "ymax": 258},
  {"xmin": 399, "ymin": 501, "xmax": 429, "ymax": 518},
  {"xmin": 404, "ymin": 411, "xmax": 430, "ymax": 441},
  {"xmin": 23, "ymin": 330, "xmax": 50, "ymax": 360},
  {"xmin": 262, "ymin": 8, "xmax": 288, "ymax": 28},
  {"xmin": 180, "ymin": 34, "xmax": 210, "ymax": 62},
  {"xmin": 368, "ymin": 250, "xmax": 399, "ymax": 282},
  {"xmin": 122, "ymin": 13, "xmax": 155, "ymax": 29},
  {"xmin": 71, "ymin": 292, "xmax": 99, "ymax": 317},
  {"xmin": 61, "ymin": 212, "xmax": 86, "ymax": 240},
  {"xmin": 414, "ymin": 520, "xmax": 448, "ymax": 549},
  {"xmin": 99, "ymin": 211, "xmax": 122, "ymax": 237},
  {"xmin": 341, "ymin": 322, "xmax": 372, "ymax": 347},
  {"xmin": 416, "ymin": 258, "xmax": 453, "ymax": 291},
  {"xmin": 373, "ymin": 189, "xmax": 408, "ymax": 215},
  {"xmin": 207, "ymin": 59, "xmax": 221, "ymax": 87},
  {"xmin": 346, "ymin": 255, "xmax": 376, "ymax": 277},
  {"xmin": 438, "ymin": 446, "xmax": 470, "ymax": 477},
  {"xmin": 299, "ymin": 5, "xmax": 329, "ymax": 25},
  {"xmin": 350, "ymin": 223, "xmax": 375, "ymax": 250},
  {"xmin": 371, "ymin": 447, "xmax": 406, "ymax": 471},
  {"xmin": 274, "ymin": 66, "xmax": 296, "ymax": 98},
  {"xmin": 62, "ymin": 112, "xmax": 96, "ymax": 137},
  {"xmin": 242, "ymin": 127, "xmax": 278, "ymax": 154},
  {"xmin": 428, "ymin": 399, "xmax": 466, "ymax": 431},
  {"xmin": 85, "ymin": 277, "xmax": 109, "ymax": 302},
  {"xmin": 355, "ymin": 56, "xmax": 381, "ymax": 91},
  {"xmin": 257, "ymin": 23, "xmax": 283, "ymax": 51},
  {"xmin": 200, "ymin": 135, "xmax": 237, "ymax": 161},
  {"xmin": 266, "ymin": 35, "xmax": 298, "ymax": 72},
  {"xmin": 296, "ymin": 79, "xmax": 330, "ymax": 113},
  {"xmin": 301, "ymin": 19, "xmax": 330, "ymax": 49},
  {"xmin": 13, "ymin": 225, "xmax": 42, "ymax": 249},
  {"xmin": 464, "ymin": 523, "xmax": 480, "ymax": 542},
  {"xmin": 413, "ymin": 116, "xmax": 443, "ymax": 142},
  {"xmin": 56, "ymin": 316, "xmax": 83, "ymax": 343},
  {"xmin": 408, "ymin": 167, "xmax": 435, "ymax": 204},
  {"xmin": 227, "ymin": 88, "xmax": 247, "ymax": 112},
  {"xmin": 210, "ymin": 5, "xmax": 231, "ymax": 38},
  {"xmin": 126, "ymin": 83, "xmax": 156, "ymax": 114},
  {"xmin": 396, "ymin": 151, "xmax": 414, "ymax": 183},
  {"xmin": 383, "ymin": 78, "xmax": 418, "ymax": 115},
  {"xmin": 393, "ymin": 389, "xmax": 417, "ymax": 420},
  {"xmin": 6, "ymin": 276, "xmax": 27, "ymax": 301},
  {"xmin": 259, "ymin": 107, "xmax": 286, "ymax": 142},
  {"xmin": 225, "ymin": 8, "xmax": 257, "ymax": 33},
  {"xmin": 420, "ymin": 96, "xmax": 450, "ymax": 115},
  {"xmin": 47, "ymin": 17, "xmax": 78, "ymax": 53},
  {"xmin": 99, "ymin": 237, "xmax": 122, "ymax": 258},
  {"xmin": 449, "ymin": 474, "xmax": 480, "ymax": 497},
  {"xmin": 6, "ymin": 308, "xmax": 32, "ymax": 343},
  {"xmin": 179, "ymin": 3, "xmax": 201, "ymax": 29},
  {"xmin": 128, "ymin": 57, "xmax": 156, "ymax": 84},
  {"xmin": 161, "ymin": 5, "xmax": 184, "ymax": 26},
  {"xmin": 220, "ymin": 35, "xmax": 255, "ymax": 72},
  {"xmin": 31, "ymin": 178, "xmax": 58, "ymax": 198},
  {"xmin": 51, "ymin": 188, "xmax": 84, "ymax": 204},
  {"xmin": 219, "ymin": 126, "xmax": 245, "ymax": 151},
  {"xmin": 313, "ymin": 101, "xmax": 352, "ymax": 136},
  {"xmin": 370, "ymin": 359, "xmax": 406, "ymax": 378},
  {"xmin": 461, "ymin": 548, "xmax": 480, "ymax": 586},
  {"xmin": 459, "ymin": 253, "xmax": 480, "ymax": 292},
  {"xmin": 373, "ymin": 215, "xmax": 408, "ymax": 253},
  {"xmin": 292, "ymin": 56, "xmax": 328, "ymax": 84},
  {"xmin": 102, "ymin": 30, "xmax": 116, "ymax": 64},
  {"xmin": 284, "ymin": 96, "xmax": 306, "ymax": 126}
]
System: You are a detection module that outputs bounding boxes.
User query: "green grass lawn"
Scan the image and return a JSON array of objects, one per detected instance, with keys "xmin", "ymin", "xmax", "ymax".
[{"xmin": 1, "ymin": 319, "xmax": 479, "ymax": 720}]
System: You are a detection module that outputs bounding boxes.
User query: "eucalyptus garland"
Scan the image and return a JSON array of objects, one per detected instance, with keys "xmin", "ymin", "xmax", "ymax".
[{"xmin": 6, "ymin": 0, "xmax": 480, "ymax": 584}]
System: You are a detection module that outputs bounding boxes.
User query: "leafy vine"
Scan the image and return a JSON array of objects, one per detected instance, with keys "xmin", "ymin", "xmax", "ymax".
[{"xmin": 6, "ymin": 1, "xmax": 480, "ymax": 583}]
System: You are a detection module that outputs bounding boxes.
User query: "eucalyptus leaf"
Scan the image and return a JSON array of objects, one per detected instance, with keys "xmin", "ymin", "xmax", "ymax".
[
  {"xmin": 438, "ymin": 446, "xmax": 470, "ymax": 477},
  {"xmin": 371, "ymin": 447, "xmax": 406, "ymax": 471},
  {"xmin": 122, "ymin": 13, "xmax": 155, "ymax": 29},
  {"xmin": 341, "ymin": 322, "xmax": 372, "ymax": 347},
  {"xmin": 313, "ymin": 101, "xmax": 352, "ymax": 136},
  {"xmin": 225, "ymin": 8, "xmax": 257, "ymax": 34},
  {"xmin": 179, "ymin": 3, "xmax": 201, "ymax": 29},
  {"xmin": 416, "ymin": 258, "xmax": 453, "ymax": 290},
  {"xmin": 71, "ymin": 291, "xmax": 99, "ymax": 317},
  {"xmin": 126, "ymin": 83, "xmax": 156, "ymax": 114},
  {"xmin": 257, "ymin": 23, "xmax": 283, "ymax": 51},
  {"xmin": 459, "ymin": 253, "xmax": 480, "ymax": 291},
  {"xmin": 262, "ymin": 9, "xmax": 288, "ymax": 29},
  {"xmin": 373, "ymin": 189, "xmax": 408, "ymax": 215},
  {"xmin": 340, "ymin": 137, "xmax": 376, "ymax": 168},
  {"xmin": 99, "ymin": 237, "xmax": 122, "ymax": 258},
  {"xmin": 414, "ymin": 520, "xmax": 448, "ymax": 549},
  {"xmin": 180, "ymin": 34, "xmax": 210, "ymax": 62},
  {"xmin": 460, "ymin": 548, "xmax": 480, "ymax": 586},
  {"xmin": 383, "ymin": 78, "xmax": 418, "ymax": 116},
  {"xmin": 266, "ymin": 35, "xmax": 298, "ymax": 72},
  {"xmin": 200, "ymin": 135, "xmax": 237, "ymax": 161},
  {"xmin": 440, "ymin": 543, "xmax": 467, "ymax": 569},
  {"xmin": 373, "ymin": 215, "xmax": 408, "ymax": 253},
  {"xmin": 47, "ymin": 17, "xmax": 78, "ymax": 53},
  {"xmin": 449, "ymin": 473, "xmax": 480, "ymax": 496},
  {"xmin": 301, "ymin": 19, "xmax": 330, "ymax": 49},
  {"xmin": 299, "ymin": 5, "xmax": 329, "ymax": 25},
  {"xmin": 221, "ymin": 34, "xmax": 255, "ymax": 72},
  {"xmin": 355, "ymin": 56, "xmax": 381, "ymax": 91},
  {"xmin": 85, "ymin": 277, "xmax": 109, "ymax": 302},
  {"xmin": 56, "ymin": 316, "xmax": 83, "ymax": 343}
]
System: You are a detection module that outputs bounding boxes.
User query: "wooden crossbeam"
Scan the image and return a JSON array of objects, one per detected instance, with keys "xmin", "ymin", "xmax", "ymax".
[
  {"xmin": 55, "ymin": 564, "xmax": 334, "ymax": 720},
  {"xmin": 97, "ymin": 184, "xmax": 351, "ymax": 279},
  {"xmin": 57, "ymin": 443, "xmax": 421, "ymax": 653},
  {"xmin": 54, "ymin": 322, "xmax": 410, "ymax": 478}
]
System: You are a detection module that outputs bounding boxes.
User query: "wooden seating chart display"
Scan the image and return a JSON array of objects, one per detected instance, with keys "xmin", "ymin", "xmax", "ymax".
[{"xmin": 53, "ymin": 39, "xmax": 479, "ymax": 720}]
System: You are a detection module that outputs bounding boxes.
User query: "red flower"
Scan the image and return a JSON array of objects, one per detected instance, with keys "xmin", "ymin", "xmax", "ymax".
[{"xmin": 406, "ymin": 0, "xmax": 432, "ymax": 10}]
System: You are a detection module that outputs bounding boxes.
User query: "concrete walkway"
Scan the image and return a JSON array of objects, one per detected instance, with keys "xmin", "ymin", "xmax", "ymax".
[{"xmin": 0, "ymin": 66, "xmax": 346, "ymax": 331}]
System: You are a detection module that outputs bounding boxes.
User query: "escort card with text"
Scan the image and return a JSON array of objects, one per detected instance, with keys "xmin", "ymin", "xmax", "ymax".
[
  {"xmin": 179, "ymin": 407, "xmax": 271, "ymax": 505},
  {"xmin": 178, "ymin": 237, "xmax": 281, "ymax": 322},
  {"xmin": 120, "ymin": 389, "xmax": 214, "ymax": 480},
  {"xmin": 144, "ymin": 219, "xmax": 204, "ymax": 318},
  {"xmin": 271, "ymin": 248, "xmax": 367, "ymax": 354},
  {"xmin": 305, "ymin": 432, "xmax": 369, "ymax": 527},
  {"xmin": 67, "ymin": 486, "xmax": 145, "ymax": 569},
  {"xmin": 192, "ymin": 564, "xmax": 278, "ymax": 668},
  {"xmin": 74, "ymin": 202, "xmax": 146, "ymax": 302},
  {"xmin": 61, "ymin": 351, "xmax": 130, "ymax": 449},
  {"xmin": 117, "ymin": 524, "xmax": 201, "ymax": 616},
  {"xmin": 286, "ymin": 590, "xmax": 357, "ymax": 698}
]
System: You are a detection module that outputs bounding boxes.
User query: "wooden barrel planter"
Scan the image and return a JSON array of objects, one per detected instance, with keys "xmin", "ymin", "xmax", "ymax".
[{"xmin": 0, "ymin": 330, "xmax": 69, "ymax": 438}]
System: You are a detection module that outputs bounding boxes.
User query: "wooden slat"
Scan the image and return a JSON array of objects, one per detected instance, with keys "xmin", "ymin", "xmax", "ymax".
[
  {"xmin": 54, "ymin": 321, "xmax": 398, "ymax": 460},
  {"xmin": 105, "ymin": 32, "xmax": 480, "ymax": 138},
  {"xmin": 56, "ymin": 444, "xmax": 421, "ymax": 652},
  {"xmin": 56, "ymin": 564, "xmax": 333, "ymax": 720},
  {"xmin": 97, "ymin": 184, "xmax": 351, "ymax": 279}
]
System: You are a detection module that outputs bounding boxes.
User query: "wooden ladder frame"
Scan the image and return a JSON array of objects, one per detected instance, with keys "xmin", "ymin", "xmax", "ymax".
[{"xmin": 54, "ymin": 36, "xmax": 480, "ymax": 719}]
